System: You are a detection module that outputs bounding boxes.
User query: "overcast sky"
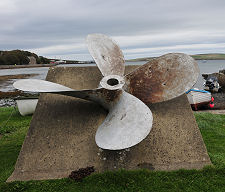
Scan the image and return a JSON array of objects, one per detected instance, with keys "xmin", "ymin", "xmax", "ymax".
[{"xmin": 1, "ymin": 0, "xmax": 225, "ymax": 60}]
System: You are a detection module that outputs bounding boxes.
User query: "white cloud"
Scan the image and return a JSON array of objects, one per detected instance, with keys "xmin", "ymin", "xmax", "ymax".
[
  {"xmin": 28, "ymin": 43, "xmax": 85, "ymax": 55},
  {"xmin": 124, "ymin": 43, "xmax": 225, "ymax": 58},
  {"xmin": 1, "ymin": 0, "xmax": 225, "ymax": 60}
]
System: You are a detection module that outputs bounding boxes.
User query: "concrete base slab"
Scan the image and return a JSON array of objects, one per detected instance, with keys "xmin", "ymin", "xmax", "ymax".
[{"xmin": 7, "ymin": 66, "xmax": 211, "ymax": 182}]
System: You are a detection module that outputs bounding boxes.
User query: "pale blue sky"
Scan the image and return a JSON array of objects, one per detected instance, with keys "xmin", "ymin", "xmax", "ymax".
[{"xmin": 1, "ymin": 0, "xmax": 225, "ymax": 60}]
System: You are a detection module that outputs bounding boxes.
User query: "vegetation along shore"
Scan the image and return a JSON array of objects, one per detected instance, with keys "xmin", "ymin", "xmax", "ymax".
[
  {"xmin": 0, "ymin": 50, "xmax": 86, "ymax": 67},
  {"xmin": 0, "ymin": 50, "xmax": 225, "ymax": 66},
  {"xmin": 127, "ymin": 53, "xmax": 225, "ymax": 62}
]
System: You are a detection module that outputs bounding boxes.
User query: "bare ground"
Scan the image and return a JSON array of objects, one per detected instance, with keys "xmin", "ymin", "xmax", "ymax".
[
  {"xmin": 195, "ymin": 110, "xmax": 225, "ymax": 114},
  {"xmin": 0, "ymin": 64, "xmax": 57, "ymax": 69},
  {"xmin": 0, "ymin": 74, "xmax": 38, "ymax": 82},
  {"xmin": 212, "ymin": 92, "xmax": 225, "ymax": 110},
  {"xmin": 0, "ymin": 74, "xmax": 38, "ymax": 93}
]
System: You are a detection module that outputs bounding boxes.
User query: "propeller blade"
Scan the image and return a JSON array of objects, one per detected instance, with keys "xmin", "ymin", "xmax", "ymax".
[
  {"xmin": 95, "ymin": 90, "xmax": 153, "ymax": 150},
  {"xmin": 13, "ymin": 79, "xmax": 73, "ymax": 92},
  {"xmin": 13, "ymin": 79, "xmax": 119, "ymax": 108},
  {"xmin": 124, "ymin": 53, "xmax": 199, "ymax": 103},
  {"xmin": 86, "ymin": 33, "xmax": 125, "ymax": 76}
]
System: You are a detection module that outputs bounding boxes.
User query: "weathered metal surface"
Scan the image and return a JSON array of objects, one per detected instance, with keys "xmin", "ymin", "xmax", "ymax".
[
  {"xmin": 99, "ymin": 75, "xmax": 125, "ymax": 90},
  {"xmin": 13, "ymin": 79, "xmax": 73, "ymax": 92},
  {"xmin": 124, "ymin": 53, "xmax": 199, "ymax": 103},
  {"xmin": 13, "ymin": 79, "xmax": 119, "ymax": 109},
  {"xmin": 95, "ymin": 90, "xmax": 152, "ymax": 150},
  {"xmin": 87, "ymin": 34, "xmax": 125, "ymax": 76}
]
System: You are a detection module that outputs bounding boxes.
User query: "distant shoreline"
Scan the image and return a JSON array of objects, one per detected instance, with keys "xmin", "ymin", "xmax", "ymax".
[
  {"xmin": 1, "ymin": 53, "xmax": 225, "ymax": 69},
  {"xmin": 126, "ymin": 58, "xmax": 225, "ymax": 62},
  {"xmin": 0, "ymin": 63, "xmax": 91, "ymax": 70},
  {"xmin": 0, "ymin": 64, "xmax": 58, "ymax": 70},
  {"xmin": 127, "ymin": 53, "xmax": 225, "ymax": 62}
]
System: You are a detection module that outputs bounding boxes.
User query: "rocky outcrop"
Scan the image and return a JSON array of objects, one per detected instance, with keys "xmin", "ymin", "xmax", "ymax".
[
  {"xmin": 202, "ymin": 70, "xmax": 225, "ymax": 88},
  {"xmin": 28, "ymin": 56, "xmax": 37, "ymax": 65}
]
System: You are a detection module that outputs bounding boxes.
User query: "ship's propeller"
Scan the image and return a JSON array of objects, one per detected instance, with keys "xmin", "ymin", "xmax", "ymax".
[{"xmin": 13, "ymin": 33, "xmax": 199, "ymax": 150}]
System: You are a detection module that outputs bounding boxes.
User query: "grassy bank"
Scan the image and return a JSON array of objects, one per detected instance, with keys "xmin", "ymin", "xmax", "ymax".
[
  {"xmin": 191, "ymin": 53, "xmax": 225, "ymax": 60},
  {"xmin": 0, "ymin": 107, "xmax": 225, "ymax": 191},
  {"xmin": 127, "ymin": 53, "xmax": 225, "ymax": 62}
]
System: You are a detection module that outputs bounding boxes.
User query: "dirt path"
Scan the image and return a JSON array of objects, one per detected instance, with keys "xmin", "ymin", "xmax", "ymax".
[{"xmin": 195, "ymin": 110, "xmax": 225, "ymax": 114}]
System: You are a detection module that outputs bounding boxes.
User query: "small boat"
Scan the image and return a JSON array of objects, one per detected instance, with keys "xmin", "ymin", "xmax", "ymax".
[
  {"xmin": 186, "ymin": 89, "xmax": 214, "ymax": 111},
  {"xmin": 16, "ymin": 97, "xmax": 38, "ymax": 116}
]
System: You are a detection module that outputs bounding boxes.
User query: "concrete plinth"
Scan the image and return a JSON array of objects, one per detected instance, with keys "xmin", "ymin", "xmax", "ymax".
[{"xmin": 7, "ymin": 66, "xmax": 211, "ymax": 182}]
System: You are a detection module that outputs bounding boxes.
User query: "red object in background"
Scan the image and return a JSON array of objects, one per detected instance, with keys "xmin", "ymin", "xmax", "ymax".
[
  {"xmin": 209, "ymin": 103, "xmax": 214, "ymax": 108},
  {"xmin": 211, "ymin": 97, "xmax": 214, "ymax": 102}
]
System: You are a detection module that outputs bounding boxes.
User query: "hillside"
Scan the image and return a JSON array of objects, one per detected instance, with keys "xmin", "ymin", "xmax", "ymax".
[
  {"xmin": 127, "ymin": 53, "xmax": 225, "ymax": 62},
  {"xmin": 191, "ymin": 53, "xmax": 225, "ymax": 60},
  {"xmin": 0, "ymin": 50, "xmax": 49, "ymax": 65}
]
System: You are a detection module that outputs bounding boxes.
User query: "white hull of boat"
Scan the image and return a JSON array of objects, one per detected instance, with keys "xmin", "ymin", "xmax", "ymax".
[
  {"xmin": 186, "ymin": 89, "xmax": 212, "ymax": 110},
  {"xmin": 187, "ymin": 91, "xmax": 211, "ymax": 105},
  {"xmin": 16, "ymin": 99, "xmax": 38, "ymax": 116}
]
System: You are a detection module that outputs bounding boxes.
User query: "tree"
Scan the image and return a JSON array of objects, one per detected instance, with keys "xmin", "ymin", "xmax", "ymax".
[
  {"xmin": 0, "ymin": 57, "xmax": 5, "ymax": 65},
  {"xmin": 38, "ymin": 56, "xmax": 50, "ymax": 64},
  {"xmin": 3, "ymin": 53, "xmax": 20, "ymax": 65},
  {"xmin": 0, "ymin": 50, "xmax": 50, "ymax": 65}
]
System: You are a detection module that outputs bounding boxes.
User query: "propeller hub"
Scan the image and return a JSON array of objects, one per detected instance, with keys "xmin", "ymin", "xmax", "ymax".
[
  {"xmin": 100, "ymin": 75, "xmax": 125, "ymax": 90},
  {"xmin": 107, "ymin": 78, "xmax": 119, "ymax": 86}
]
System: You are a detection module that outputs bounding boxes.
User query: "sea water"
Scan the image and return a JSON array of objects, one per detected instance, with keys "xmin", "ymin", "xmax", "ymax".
[{"xmin": 0, "ymin": 60, "xmax": 225, "ymax": 92}]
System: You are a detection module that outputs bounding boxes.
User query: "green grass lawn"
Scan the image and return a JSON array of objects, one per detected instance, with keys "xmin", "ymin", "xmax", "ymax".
[{"xmin": 0, "ymin": 107, "xmax": 225, "ymax": 192}]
